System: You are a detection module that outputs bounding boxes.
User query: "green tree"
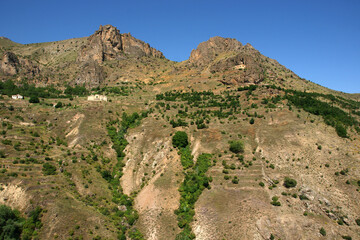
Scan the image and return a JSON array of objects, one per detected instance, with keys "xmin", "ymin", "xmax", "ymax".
[
  {"xmin": 229, "ymin": 140, "xmax": 244, "ymax": 154},
  {"xmin": 54, "ymin": 102, "xmax": 63, "ymax": 108},
  {"xmin": 172, "ymin": 131, "xmax": 189, "ymax": 148},
  {"xmin": 29, "ymin": 97, "xmax": 39, "ymax": 103},
  {"xmin": 0, "ymin": 205, "xmax": 23, "ymax": 240},
  {"xmin": 284, "ymin": 177, "xmax": 297, "ymax": 188},
  {"xmin": 42, "ymin": 163, "xmax": 56, "ymax": 175},
  {"xmin": 335, "ymin": 124, "xmax": 347, "ymax": 138}
]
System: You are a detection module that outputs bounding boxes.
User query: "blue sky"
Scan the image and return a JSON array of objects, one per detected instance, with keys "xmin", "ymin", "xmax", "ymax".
[{"xmin": 1, "ymin": 0, "xmax": 359, "ymax": 93}]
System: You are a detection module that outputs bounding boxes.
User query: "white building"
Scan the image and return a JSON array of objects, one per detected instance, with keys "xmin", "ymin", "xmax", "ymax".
[
  {"xmin": 234, "ymin": 64, "xmax": 246, "ymax": 70},
  {"xmin": 12, "ymin": 94, "xmax": 23, "ymax": 100},
  {"xmin": 87, "ymin": 94, "xmax": 107, "ymax": 102}
]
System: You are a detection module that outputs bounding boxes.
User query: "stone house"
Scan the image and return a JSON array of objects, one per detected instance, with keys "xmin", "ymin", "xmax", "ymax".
[
  {"xmin": 87, "ymin": 94, "xmax": 107, "ymax": 102},
  {"xmin": 12, "ymin": 94, "xmax": 23, "ymax": 99}
]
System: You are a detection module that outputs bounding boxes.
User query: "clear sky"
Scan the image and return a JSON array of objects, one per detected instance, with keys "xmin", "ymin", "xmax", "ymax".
[{"xmin": 1, "ymin": 0, "xmax": 359, "ymax": 93}]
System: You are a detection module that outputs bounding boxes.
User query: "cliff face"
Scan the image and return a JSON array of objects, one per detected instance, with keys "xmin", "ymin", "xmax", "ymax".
[
  {"xmin": 76, "ymin": 25, "xmax": 164, "ymax": 87},
  {"xmin": 121, "ymin": 33, "xmax": 164, "ymax": 59},
  {"xmin": 0, "ymin": 51, "xmax": 40, "ymax": 77},
  {"xmin": 1, "ymin": 52, "xmax": 19, "ymax": 75},
  {"xmin": 78, "ymin": 25, "xmax": 164, "ymax": 63}
]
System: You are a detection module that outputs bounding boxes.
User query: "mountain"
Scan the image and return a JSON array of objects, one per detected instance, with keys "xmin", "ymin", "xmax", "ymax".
[{"xmin": 0, "ymin": 25, "xmax": 359, "ymax": 240}]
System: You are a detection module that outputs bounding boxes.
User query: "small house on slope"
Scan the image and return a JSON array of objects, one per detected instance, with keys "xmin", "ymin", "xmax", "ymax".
[
  {"xmin": 12, "ymin": 94, "xmax": 23, "ymax": 100},
  {"xmin": 87, "ymin": 94, "xmax": 107, "ymax": 102}
]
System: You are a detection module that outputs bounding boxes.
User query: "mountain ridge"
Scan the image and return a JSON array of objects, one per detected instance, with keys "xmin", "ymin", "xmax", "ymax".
[{"xmin": 0, "ymin": 24, "xmax": 358, "ymax": 95}]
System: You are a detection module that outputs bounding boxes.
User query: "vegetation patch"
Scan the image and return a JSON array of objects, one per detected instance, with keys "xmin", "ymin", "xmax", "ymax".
[
  {"xmin": 174, "ymin": 135, "xmax": 213, "ymax": 239},
  {"xmin": 283, "ymin": 177, "xmax": 297, "ymax": 188},
  {"xmin": 106, "ymin": 111, "xmax": 149, "ymax": 239},
  {"xmin": 0, "ymin": 204, "xmax": 42, "ymax": 240},
  {"xmin": 285, "ymin": 90, "xmax": 359, "ymax": 137},
  {"xmin": 229, "ymin": 140, "xmax": 244, "ymax": 154}
]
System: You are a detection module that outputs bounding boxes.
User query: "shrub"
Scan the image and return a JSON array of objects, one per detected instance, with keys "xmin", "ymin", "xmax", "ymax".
[
  {"xmin": 29, "ymin": 97, "xmax": 40, "ymax": 103},
  {"xmin": 172, "ymin": 131, "xmax": 188, "ymax": 148},
  {"xmin": 179, "ymin": 146, "xmax": 194, "ymax": 169},
  {"xmin": 0, "ymin": 205, "xmax": 23, "ymax": 239},
  {"xmin": 42, "ymin": 163, "xmax": 56, "ymax": 175},
  {"xmin": 341, "ymin": 236, "xmax": 352, "ymax": 240},
  {"xmin": 283, "ymin": 177, "xmax": 297, "ymax": 188},
  {"xmin": 55, "ymin": 102, "xmax": 63, "ymax": 108},
  {"xmin": 320, "ymin": 227, "xmax": 326, "ymax": 236},
  {"xmin": 355, "ymin": 218, "xmax": 360, "ymax": 226},
  {"xmin": 229, "ymin": 140, "xmax": 244, "ymax": 154},
  {"xmin": 249, "ymin": 118, "xmax": 255, "ymax": 124},
  {"xmin": 299, "ymin": 194, "xmax": 309, "ymax": 200},
  {"xmin": 270, "ymin": 196, "xmax": 281, "ymax": 206},
  {"xmin": 259, "ymin": 182, "xmax": 265, "ymax": 187},
  {"xmin": 335, "ymin": 124, "xmax": 347, "ymax": 138}
]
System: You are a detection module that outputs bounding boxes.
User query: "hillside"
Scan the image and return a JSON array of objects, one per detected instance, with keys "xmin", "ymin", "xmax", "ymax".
[{"xmin": 0, "ymin": 25, "xmax": 359, "ymax": 240}]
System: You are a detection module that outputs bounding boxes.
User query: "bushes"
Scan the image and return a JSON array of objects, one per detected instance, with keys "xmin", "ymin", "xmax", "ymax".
[
  {"xmin": 29, "ymin": 96, "xmax": 40, "ymax": 103},
  {"xmin": 229, "ymin": 140, "xmax": 244, "ymax": 154},
  {"xmin": 170, "ymin": 119, "xmax": 188, "ymax": 128},
  {"xmin": 54, "ymin": 102, "xmax": 63, "ymax": 108},
  {"xmin": 172, "ymin": 131, "xmax": 189, "ymax": 149},
  {"xmin": 335, "ymin": 124, "xmax": 347, "ymax": 138},
  {"xmin": 270, "ymin": 196, "xmax": 281, "ymax": 206},
  {"xmin": 0, "ymin": 204, "xmax": 23, "ymax": 240},
  {"xmin": 22, "ymin": 206, "xmax": 43, "ymax": 240},
  {"xmin": 283, "ymin": 177, "xmax": 297, "ymax": 188},
  {"xmin": 42, "ymin": 163, "xmax": 56, "ymax": 175},
  {"xmin": 106, "ymin": 112, "xmax": 148, "ymax": 237},
  {"xmin": 179, "ymin": 146, "xmax": 194, "ymax": 170},
  {"xmin": 0, "ymin": 205, "xmax": 42, "ymax": 240},
  {"xmin": 285, "ymin": 90, "xmax": 358, "ymax": 138},
  {"xmin": 319, "ymin": 227, "xmax": 326, "ymax": 236},
  {"xmin": 355, "ymin": 218, "xmax": 360, "ymax": 226},
  {"xmin": 64, "ymin": 85, "xmax": 88, "ymax": 96},
  {"xmin": 175, "ymin": 150, "xmax": 212, "ymax": 239}
]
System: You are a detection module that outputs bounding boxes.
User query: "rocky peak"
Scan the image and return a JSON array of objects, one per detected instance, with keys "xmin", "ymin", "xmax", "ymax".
[
  {"xmin": 189, "ymin": 36, "xmax": 243, "ymax": 65},
  {"xmin": 78, "ymin": 25, "xmax": 164, "ymax": 63},
  {"xmin": 77, "ymin": 25, "xmax": 122, "ymax": 63}
]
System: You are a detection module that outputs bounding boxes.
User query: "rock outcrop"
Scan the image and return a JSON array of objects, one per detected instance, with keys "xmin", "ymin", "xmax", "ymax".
[
  {"xmin": 76, "ymin": 25, "xmax": 164, "ymax": 87},
  {"xmin": 189, "ymin": 37, "xmax": 266, "ymax": 84},
  {"xmin": 121, "ymin": 33, "xmax": 164, "ymax": 59},
  {"xmin": 189, "ymin": 37, "xmax": 243, "ymax": 66},
  {"xmin": 78, "ymin": 25, "xmax": 164, "ymax": 63},
  {"xmin": 1, "ymin": 52, "xmax": 20, "ymax": 75},
  {"xmin": 75, "ymin": 61, "xmax": 105, "ymax": 88},
  {"xmin": 0, "ymin": 51, "xmax": 40, "ymax": 77}
]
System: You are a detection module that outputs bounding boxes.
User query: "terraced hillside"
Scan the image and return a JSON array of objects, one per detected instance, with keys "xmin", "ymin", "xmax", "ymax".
[{"xmin": 0, "ymin": 25, "xmax": 359, "ymax": 240}]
